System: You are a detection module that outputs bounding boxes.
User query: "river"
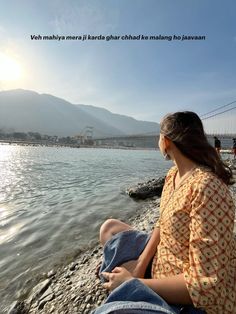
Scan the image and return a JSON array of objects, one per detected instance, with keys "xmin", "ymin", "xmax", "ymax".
[{"xmin": 0, "ymin": 145, "xmax": 170, "ymax": 312}]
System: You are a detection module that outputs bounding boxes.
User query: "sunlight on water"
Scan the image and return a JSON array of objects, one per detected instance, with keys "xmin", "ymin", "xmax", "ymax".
[
  {"xmin": 0, "ymin": 144, "xmax": 170, "ymax": 312},
  {"xmin": 0, "ymin": 221, "xmax": 24, "ymax": 245},
  {"xmin": 0, "ymin": 206, "xmax": 8, "ymax": 220}
]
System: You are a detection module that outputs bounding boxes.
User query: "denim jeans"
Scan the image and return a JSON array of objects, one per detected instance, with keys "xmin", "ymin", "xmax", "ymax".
[
  {"xmin": 99, "ymin": 230, "xmax": 150, "ymax": 281},
  {"xmin": 95, "ymin": 230, "xmax": 206, "ymax": 314},
  {"xmin": 92, "ymin": 279, "xmax": 206, "ymax": 314}
]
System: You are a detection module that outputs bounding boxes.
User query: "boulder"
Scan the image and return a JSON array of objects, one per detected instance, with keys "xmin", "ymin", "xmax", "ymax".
[{"xmin": 127, "ymin": 176, "xmax": 165, "ymax": 199}]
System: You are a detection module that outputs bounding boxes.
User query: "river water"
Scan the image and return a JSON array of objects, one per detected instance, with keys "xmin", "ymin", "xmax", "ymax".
[{"xmin": 0, "ymin": 145, "xmax": 170, "ymax": 312}]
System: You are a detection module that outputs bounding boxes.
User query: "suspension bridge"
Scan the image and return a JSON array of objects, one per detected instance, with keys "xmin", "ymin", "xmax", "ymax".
[
  {"xmin": 94, "ymin": 101, "xmax": 236, "ymax": 149},
  {"xmin": 201, "ymin": 100, "xmax": 236, "ymax": 136}
]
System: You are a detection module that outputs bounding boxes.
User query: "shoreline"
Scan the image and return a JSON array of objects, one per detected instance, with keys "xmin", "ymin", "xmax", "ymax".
[
  {"xmin": 10, "ymin": 198, "xmax": 161, "ymax": 314},
  {"xmin": 0, "ymin": 142, "xmax": 235, "ymax": 153},
  {"xmin": 9, "ymin": 164, "xmax": 236, "ymax": 314},
  {"xmin": 10, "ymin": 186, "xmax": 236, "ymax": 314},
  {"xmin": 0, "ymin": 141, "xmax": 156, "ymax": 151}
]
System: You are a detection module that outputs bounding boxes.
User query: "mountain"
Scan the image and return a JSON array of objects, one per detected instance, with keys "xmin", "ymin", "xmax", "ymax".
[
  {"xmin": 0, "ymin": 89, "xmax": 159, "ymax": 138},
  {"xmin": 77, "ymin": 104, "xmax": 159, "ymax": 136}
]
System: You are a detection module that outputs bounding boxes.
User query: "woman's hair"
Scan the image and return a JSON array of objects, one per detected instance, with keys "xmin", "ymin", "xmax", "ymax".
[{"xmin": 160, "ymin": 111, "xmax": 232, "ymax": 185}]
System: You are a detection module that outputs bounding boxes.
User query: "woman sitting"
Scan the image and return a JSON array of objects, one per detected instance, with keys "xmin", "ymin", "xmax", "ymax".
[{"xmin": 94, "ymin": 111, "xmax": 236, "ymax": 314}]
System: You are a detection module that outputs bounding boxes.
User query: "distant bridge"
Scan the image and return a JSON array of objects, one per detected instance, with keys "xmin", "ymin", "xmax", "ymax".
[
  {"xmin": 94, "ymin": 133, "xmax": 236, "ymax": 149},
  {"xmin": 94, "ymin": 102, "xmax": 236, "ymax": 149}
]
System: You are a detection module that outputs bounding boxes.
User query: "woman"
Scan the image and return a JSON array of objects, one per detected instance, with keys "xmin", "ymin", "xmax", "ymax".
[
  {"xmin": 232, "ymin": 138, "xmax": 236, "ymax": 159},
  {"xmin": 214, "ymin": 136, "xmax": 221, "ymax": 155},
  {"xmin": 94, "ymin": 111, "xmax": 236, "ymax": 314}
]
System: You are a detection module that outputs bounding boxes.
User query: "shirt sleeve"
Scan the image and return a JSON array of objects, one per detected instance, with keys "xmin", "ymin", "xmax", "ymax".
[
  {"xmin": 183, "ymin": 175, "xmax": 235, "ymax": 309},
  {"xmin": 155, "ymin": 167, "xmax": 175, "ymax": 229}
]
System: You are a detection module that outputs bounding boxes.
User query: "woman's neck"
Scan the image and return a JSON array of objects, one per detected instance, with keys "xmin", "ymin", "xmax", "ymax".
[
  {"xmin": 173, "ymin": 155, "xmax": 197, "ymax": 178},
  {"xmin": 172, "ymin": 155, "xmax": 198, "ymax": 190}
]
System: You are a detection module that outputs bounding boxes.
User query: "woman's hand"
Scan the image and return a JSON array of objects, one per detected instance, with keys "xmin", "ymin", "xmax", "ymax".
[{"xmin": 102, "ymin": 267, "xmax": 133, "ymax": 291}]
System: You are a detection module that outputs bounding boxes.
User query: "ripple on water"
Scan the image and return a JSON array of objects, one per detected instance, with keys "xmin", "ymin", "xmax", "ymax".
[{"xmin": 0, "ymin": 146, "xmax": 170, "ymax": 312}]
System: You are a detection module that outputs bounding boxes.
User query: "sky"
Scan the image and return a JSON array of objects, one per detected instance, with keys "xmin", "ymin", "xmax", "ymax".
[{"xmin": 0, "ymin": 0, "xmax": 235, "ymax": 132}]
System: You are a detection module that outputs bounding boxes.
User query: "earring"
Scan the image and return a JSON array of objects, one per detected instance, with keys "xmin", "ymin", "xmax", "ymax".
[{"xmin": 163, "ymin": 149, "xmax": 171, "ymax": 161}]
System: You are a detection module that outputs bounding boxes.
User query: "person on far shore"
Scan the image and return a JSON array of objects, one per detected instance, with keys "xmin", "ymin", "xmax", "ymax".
[
  {"xmin": 93, "ymin": 111, "xmax": 236, "ymax": 314},
  {"xmin": 232, "ymin": 138, "xmax": 236, "ymax": 159},
  {"xmin": 214, "ymin": 136, "xmax": 221, "ymax": 154}
]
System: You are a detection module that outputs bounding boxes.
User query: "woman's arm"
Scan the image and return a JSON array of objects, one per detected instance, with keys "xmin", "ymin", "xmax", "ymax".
[
  {"xmin": 121, "ymin": 227, "xmax": 160, "ymax": 278},
  {"xmin": 136, "ymin": 227, "xmax": 160, "ymax": 275},
  {"xmin": 140, "ymin": 273, "xmax": 192, "ymax": 304},
  {"xmin": 102, "ymin": 267, "xmax": 192, "ymax": 304}
]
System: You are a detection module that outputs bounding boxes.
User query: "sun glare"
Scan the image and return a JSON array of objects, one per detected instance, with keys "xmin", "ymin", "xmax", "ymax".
[{"xmin": 0, "ymin": 53, "xmax": 23, "ymax": 81}]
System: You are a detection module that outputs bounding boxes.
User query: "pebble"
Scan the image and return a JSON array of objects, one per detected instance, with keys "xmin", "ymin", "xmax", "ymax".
[
  {"xmin": 64, "ymin": 272, "xmax": 71, "ymax": 279},
  {"xmin": 47, "ymin": 270, "xmax": 56, "ymax": 278},
  {"xmin": 69, "ymin": 262, "xmax": 77, "ymax": 271},
  {"xmin": 27, "ymin": 279, "xmax": 51, "ymax": 305},
  {"xmin": 39, "ymin": 287, "xmax": 53, "ymax": 302},
  {"xmin": 85, "ymin": 295, "xmax": 91, "ymax": 303},
  {"xmin": 71, "ymin": 294, "xmax": 76, "ymax": 301},
  {"xmin": 49, "ymin": 306, "xmax": 55, "ymax": 313}
]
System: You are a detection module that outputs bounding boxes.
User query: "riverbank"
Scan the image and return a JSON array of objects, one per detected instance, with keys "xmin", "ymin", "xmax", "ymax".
[
  {"xmin": 11, "ymin": 193, "xmax": 236, "ymax": 313},
  {"xmin": 1, "ymin": 141, "xmax": 235, "ymax": 153},
  {"xmin": 9, "ymin": 197, "xmax": 161, "ymax": 314},
  {"xmin": 9, "ymin": 162, "xmax": 236, "ymax": 314},
  {"xmin": 1, "ymin": 147, "xmax": 169, "ymax": 314},
  {"xmin": 0, "ymin": 141, "xmax": 156, "ymax": 151}
]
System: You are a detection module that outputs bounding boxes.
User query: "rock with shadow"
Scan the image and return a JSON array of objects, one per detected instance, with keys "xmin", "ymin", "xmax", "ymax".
[{"xmin": 127, "ymin": 176, "xmax": 165, "ymax": 199}]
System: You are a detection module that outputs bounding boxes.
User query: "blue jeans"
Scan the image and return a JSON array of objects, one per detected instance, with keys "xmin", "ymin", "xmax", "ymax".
[
  {"xmin": 95, "ymin": 230, "xmax": 206, "ymax": 314},
  {"xmin": 99, "ymin": 230, "xmax": 150, "ymax": 281},
  {"xmin": 92, "ymin": 279, "xmax": 205, "ymax": 314}
]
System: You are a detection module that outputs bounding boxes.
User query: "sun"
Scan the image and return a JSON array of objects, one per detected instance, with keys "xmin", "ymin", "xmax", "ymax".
[{"xmin": 0, "ymin": 52, "xmax": 23, "ymax": 81}]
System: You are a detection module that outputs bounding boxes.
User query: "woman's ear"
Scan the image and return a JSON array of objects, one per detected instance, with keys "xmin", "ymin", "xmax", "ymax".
[{"xmin": 164, "ymin": 136, "xmax": 171, "ymax": 149}]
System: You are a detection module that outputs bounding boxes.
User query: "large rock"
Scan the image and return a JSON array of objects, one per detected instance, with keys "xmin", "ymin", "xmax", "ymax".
[
  {"xmin": 27, "ymin": 279, "xmax": 51, "ymax": 305},
  {"xmin": 127, "ymin": 176, "xmax": 165, "ymax": 199}
]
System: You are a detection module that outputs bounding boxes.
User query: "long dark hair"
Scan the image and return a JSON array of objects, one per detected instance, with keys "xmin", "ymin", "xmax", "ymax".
[{"xmin": 160, "ymin": 111, "xmax": 232, "ymax": 185}]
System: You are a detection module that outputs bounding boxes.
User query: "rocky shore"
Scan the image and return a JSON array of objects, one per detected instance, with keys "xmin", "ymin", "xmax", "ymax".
[
  {"xmin": 9, "ymin": 160, "xmax": 236, "ymax": 314},
  {"xmin": 9, "ymin": 197, "xmax": 161, "ymax": 314}
]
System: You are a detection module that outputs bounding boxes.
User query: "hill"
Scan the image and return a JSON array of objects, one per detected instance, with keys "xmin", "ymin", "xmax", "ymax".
[{"xmin": 0, "ymin": 89, "xmax": 159, "ymax": 138}]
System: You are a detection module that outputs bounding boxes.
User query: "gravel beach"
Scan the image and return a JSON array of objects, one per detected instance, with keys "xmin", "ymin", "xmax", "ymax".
[
  {"xmin": 9, "ymin": 161, "xmax": 236, "ymax": 314},
  {"xmin": 9, "ymin": 198, "xmax": 161, "ymax": 314}
]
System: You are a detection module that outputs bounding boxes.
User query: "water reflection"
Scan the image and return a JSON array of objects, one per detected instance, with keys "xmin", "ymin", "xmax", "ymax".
[
  {"xmin": 0, "ymin": 145, "xmax": 170, "ymax": 312},
  {"xmin": 0, "ymin": 206, "xmax": 25, "ymax": 244},
  {"xmin": 0, "ymin": 222, "xmax": 24, "ymax": 245},
  {"xmin": 0, "ymin": 206, "xmax": 8, "ymax": 220}
]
